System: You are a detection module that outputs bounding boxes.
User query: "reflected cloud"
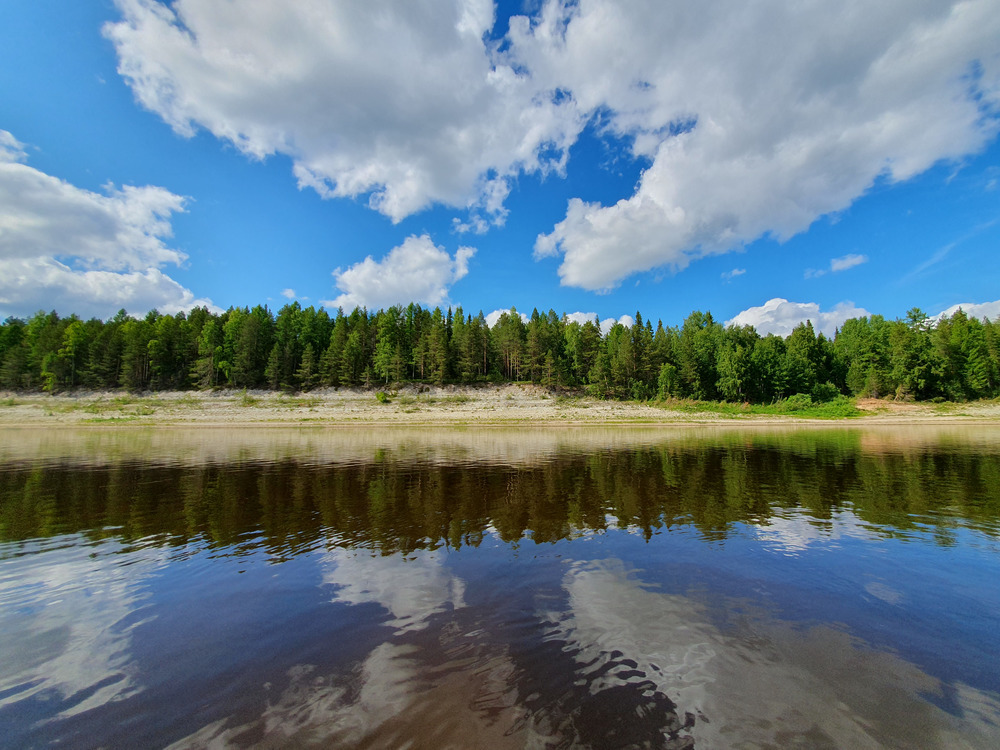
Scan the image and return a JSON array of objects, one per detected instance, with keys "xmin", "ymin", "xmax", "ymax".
[
  {"xmin": 549, "ymin": 558, "xmax": 1000, "ymax": 748},
  {"xmin": 169, "ymin": 549, "xmax": 535, "ymax": 749},
  {"xmin": 0, "ymin": 539, "xmax": 161, "ymax": 717},
  {"xmin": 865, "ymin": 581, "xmax": 904, "ymax": 605},
  {"xmin": 167, "ymin": 642, "xmax": 422, "ymax": 748},
  {"xmin": 169, "ymin": 635, "xmax": 536, "ymax": 750},
  {"xmin": 321, "ymin": 549, "xmax": 465, "ymax": 633},
  {"xmin": 754, "ymin": 508, "xmax": 875, "ymax": 555}
]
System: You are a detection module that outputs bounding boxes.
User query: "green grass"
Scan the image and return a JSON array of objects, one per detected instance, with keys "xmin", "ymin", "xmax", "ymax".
[
  {"xmin": 657, "ymin": 395, "xmax": 862, "ymax": 419},
  {"xmin": 400, "ymin": 393, "xmax": 471, "ymax": 405},
  {"xmin": 437, "ymin": 394, "xmax": 471, "ymax": 404},
  {"xmin": 238, "ymin": 390, "xmax": 260, "ymax": 407}
]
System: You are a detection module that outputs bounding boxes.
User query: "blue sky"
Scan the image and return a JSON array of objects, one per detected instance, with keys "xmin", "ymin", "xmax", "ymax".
[{"xmin": 1, "ymin": 0, "xmax": 998, "ymax": 335}]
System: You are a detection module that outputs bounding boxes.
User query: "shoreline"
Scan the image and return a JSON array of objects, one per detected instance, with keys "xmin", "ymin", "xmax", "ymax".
[{"xmin": 2, "ymin": 384, "xmax": 999, "ymax": 428}]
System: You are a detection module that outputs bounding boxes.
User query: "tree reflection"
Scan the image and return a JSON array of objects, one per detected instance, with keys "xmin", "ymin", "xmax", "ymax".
[{"xmin": 2, "ymin": 435, "xmax": 999, "ymax": 554}]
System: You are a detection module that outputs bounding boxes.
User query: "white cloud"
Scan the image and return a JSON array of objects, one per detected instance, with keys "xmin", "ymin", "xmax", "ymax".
[
  {"xmin": 0, "ymin": 258, "xmax": 216, "ymax": 320},
  {"xmin": 324, "ymin": 234, "xmax": 474, "ymax": 311},
  {"xmin": 727, "ymin": 298, "xmax": 871, "ymax": 337},
  {"xmin": 0, "ymin": 130, "xmax": 216, "ymax": 319},
  {"xmin": 105, "ymin": 0, "xmax": 581, "ymax": 224},
  {"xmin": 601, "ymin": 314, "xmax": 634, "ymax": 335},
  {"xmin": 105, "ymin": 2, "xmax": 1000, "ymax": 288},
  {"xmin": 722, "ymin": 268, "xmax": 746, "ymax": 281},
  {"xmin": 564, "ymin": 311, "xmax": 599, "ymax": 326},
  {"xmin": 807, "ymin": 253, "xmax": 869, "ymax": 278},
  {"xmin": 280, "ymin": 288, "xmax": 296, "ymax": 300},
  {"xmin": 0, "ymin": 130, "xmax": 26, "ymax": 160},
  {"xmin": 529, "ymin": 0, "xmax": 1000, "ymax": 289},
  {"xmin": 830, "ymin": 254, "xmax": 868, "ymax": 273},
  {"xmin": 933, "ymin": 299, "xmax": 1000, "ymax": 321},
  {"xmin": 485, "ymin": 308, "xmax": 529, "ymax": 327}
]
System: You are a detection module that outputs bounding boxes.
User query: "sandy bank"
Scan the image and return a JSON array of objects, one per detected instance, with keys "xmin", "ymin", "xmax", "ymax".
[{"xmin": 1, "ymin": 385, "xmax": 999, "ymax": 428}]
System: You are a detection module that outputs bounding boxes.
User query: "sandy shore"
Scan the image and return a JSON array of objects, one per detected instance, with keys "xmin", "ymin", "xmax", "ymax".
[{"xmin": 1, "ymin": 384, "xmax": 999, "ymax": 428}]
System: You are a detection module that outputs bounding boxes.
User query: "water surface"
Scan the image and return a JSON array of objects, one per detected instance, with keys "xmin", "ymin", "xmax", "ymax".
[{"xmin": 1, "ymin": 426, "xmax": 999, "ymax": 748}]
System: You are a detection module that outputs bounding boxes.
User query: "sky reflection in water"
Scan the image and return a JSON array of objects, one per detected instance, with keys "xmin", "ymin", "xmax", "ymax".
[{"xmin": 1, "ymin": 426, "xmax": 999, "ymax": 748}]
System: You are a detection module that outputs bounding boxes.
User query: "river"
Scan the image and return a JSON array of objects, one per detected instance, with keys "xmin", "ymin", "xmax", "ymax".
[{"xmin": 1, "ymin": 426, "xmax": 998, "ymax": 748}]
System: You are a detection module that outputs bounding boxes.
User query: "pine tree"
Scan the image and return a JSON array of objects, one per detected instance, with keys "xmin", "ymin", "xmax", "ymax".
[{"xmin": 296, "ymin": 343, "xmax": 318, "ymax": 390}]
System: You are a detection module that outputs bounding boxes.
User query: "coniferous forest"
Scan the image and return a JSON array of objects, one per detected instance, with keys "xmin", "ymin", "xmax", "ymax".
[{"xmin": 1, "ymin": 303, "xmax": 998, "ymax": 403}]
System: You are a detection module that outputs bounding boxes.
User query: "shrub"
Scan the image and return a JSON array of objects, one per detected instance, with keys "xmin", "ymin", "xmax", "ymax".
[
  {"xmin": 810, "ymin": 381, "xmax": 840, "ymax": 403},
  {"xmin": 782, "ymin": 393, "xmax": 813, "ymax": 411}
]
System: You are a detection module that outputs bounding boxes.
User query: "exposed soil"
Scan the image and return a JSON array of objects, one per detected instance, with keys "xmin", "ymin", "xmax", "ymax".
[{"xmin": 0, "ymin": 385, "xmax": 998, "ymax": 428}]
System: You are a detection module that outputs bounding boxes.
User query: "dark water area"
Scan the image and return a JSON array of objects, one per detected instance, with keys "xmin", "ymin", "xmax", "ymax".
[{"xmin": 1, "ymin": 426, "xmax": 999, "ymax": 748}]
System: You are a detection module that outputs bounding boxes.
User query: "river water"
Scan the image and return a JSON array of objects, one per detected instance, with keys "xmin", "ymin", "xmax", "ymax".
[{"xmin": 1, "ymin": 425, "xmax": 999, "ymax": 749}]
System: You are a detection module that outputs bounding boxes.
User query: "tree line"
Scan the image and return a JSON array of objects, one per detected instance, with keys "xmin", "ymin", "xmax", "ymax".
[{"xmin": 0, "ymin": 302, "xmax": 998, "ymax": 402}]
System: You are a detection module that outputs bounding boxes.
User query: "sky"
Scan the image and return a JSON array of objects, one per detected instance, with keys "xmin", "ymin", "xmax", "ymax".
[{"xmin": 1, "ymin": 0, "xmax": 998, "ymax": 336}]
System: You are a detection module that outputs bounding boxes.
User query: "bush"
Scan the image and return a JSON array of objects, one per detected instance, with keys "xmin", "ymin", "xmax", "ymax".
[
  {"xmin": 782, "ymin": 393, "xmax": 813, "ymax": 411},
  {"xmin": 810, "ymin": 381, "xmax": 840, "ymax": 403},
  {"xmin": 375, "ymin": 390, "xmax": 391, "ymax": 404}
]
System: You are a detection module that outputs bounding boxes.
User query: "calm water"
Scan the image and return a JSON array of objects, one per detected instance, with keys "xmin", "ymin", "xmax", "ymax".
[{"xmin": 1, "ymin": 426, "xmax": 999, "ymax": 749}]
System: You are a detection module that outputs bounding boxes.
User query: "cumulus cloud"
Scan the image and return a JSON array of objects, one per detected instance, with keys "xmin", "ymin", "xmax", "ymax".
[
  {"xmin": 485, "ymin": 308, "xmax": 529, "ymax": 327},
  {"xmin": 601, "ymin": 314, "xmax": 634, "ymax": 335},
  {"xmin": 0, "ymin": 258, "xmax": 216, "ymax": 321},
  {"xmin": 529, "ymin": 0, "xmax": 1000, "ymax": 289},
  {"xmin": 933, "ymin": 299, "xmax": 1000, "ymax": 321},
  {"xmin": 727, "ymin": 298, "xmax": 871, "ymax": 337},
  {"xmin": 564, "ymin": 311, "xmax": 600, "ymax": 326},
  {"xmin": 105, "ymin": 1, "xmax": 1000, "ymax": 288},
  {"xmin": 324, "ymin": 234, "xmax": 474, "ymax": 311},
  {"xmin": 0, "ymin": 130, "xmax": 215, "ymax": 319},
  {"xmin": 280, "ymin": 288, "xmax": 296, "ymax": 300},
  {"xmin": 105, "ymin": 0, "xmax": 580, "ymax": 224},
  {"xmin": 806, "ymin": 253, "xmax": 868, "ymax": 278}
]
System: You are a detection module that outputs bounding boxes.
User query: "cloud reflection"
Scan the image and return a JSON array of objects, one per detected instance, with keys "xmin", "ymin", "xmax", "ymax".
[
  {"xmin": 549, "ymin": 558, "xmax": 1000, "ymax": 748},
  {"xmin": 0, "ymin": 539, "xmax": 161, "ymax": 718},
  {"xmin": 753, "ymin": 507, "xmax": 875, "ymax": 555},
  {"xmin": 322, "ymin": 549, "xmax": 465, "ymax": 633}
]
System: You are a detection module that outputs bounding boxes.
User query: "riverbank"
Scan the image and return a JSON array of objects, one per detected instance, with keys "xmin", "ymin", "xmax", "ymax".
[{"xmin": 1, "ymin": 385, "xmax": 999, "ymax": 427}]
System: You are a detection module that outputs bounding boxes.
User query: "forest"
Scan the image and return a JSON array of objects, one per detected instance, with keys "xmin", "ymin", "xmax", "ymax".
[{"xmin": 0, "ymin": 302, "xmax": 998, "ymax": 403}]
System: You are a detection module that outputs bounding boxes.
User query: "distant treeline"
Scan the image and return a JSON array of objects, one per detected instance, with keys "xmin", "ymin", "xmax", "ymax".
[{"xmin": 0, "ymin": 303, "xmax": 998, "ymax": 402}]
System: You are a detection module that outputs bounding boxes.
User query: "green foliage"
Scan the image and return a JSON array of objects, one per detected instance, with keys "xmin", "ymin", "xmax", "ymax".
[
  {"xmin": 663, "ymin": 394, "xmax": 860, "ymax": 419},
  {"xmin": 810, "ymin": 381, "xmax": 841, "ymax": 403},
  {"xmin": 375, "ymin": 390, "xmax": 391, "ymax": 404},
  {"xmin": 781, "ymin": 393, "xmax": 814, "ymax": 411},
  {"xmin": 1, "ymin": 302, "xmax": 997, "ymax": 410}
]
